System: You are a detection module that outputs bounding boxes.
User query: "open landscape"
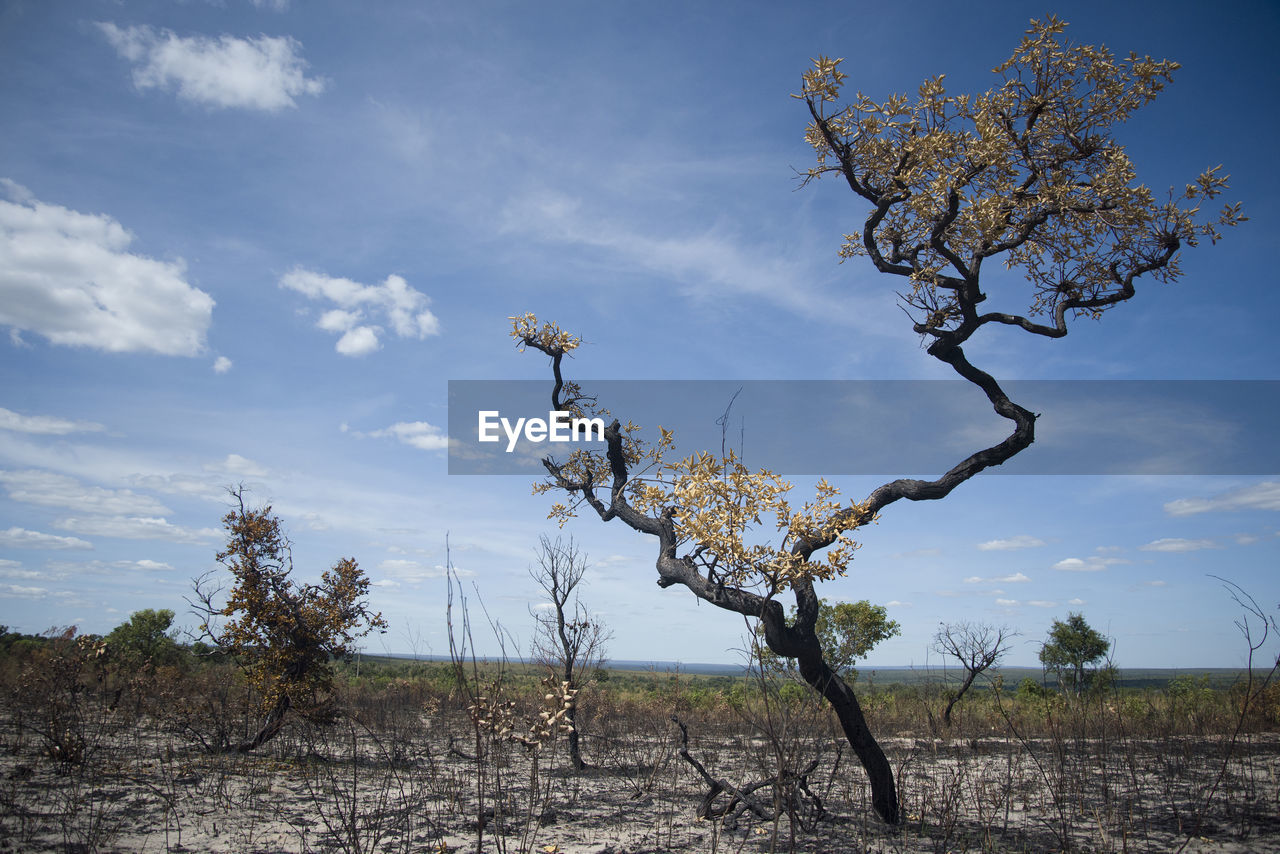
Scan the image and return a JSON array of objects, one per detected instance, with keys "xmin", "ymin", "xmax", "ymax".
[
  {"xmin": 4, "ymin": 4, "xmax": 1279, "ymax": 854},
  {"xmin": 1, "ymin": 634, "xmax": 1276, "ymax": 854}
]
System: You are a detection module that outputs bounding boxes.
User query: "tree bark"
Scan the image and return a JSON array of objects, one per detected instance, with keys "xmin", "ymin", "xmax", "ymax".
[
  {"xmin": 795, "ymin": 649, "xmax": 899, "ymax": 824},
  {"xmin": 564, "ymin": 701, "xmax": 585, "ymax": 770},
  {"xmin": 234, "ymin": 694, "xmax": 290, "ymax": 753},
  {"xmin": 942, "ymin": 669, "xmax": 979, "ymax": 728}
]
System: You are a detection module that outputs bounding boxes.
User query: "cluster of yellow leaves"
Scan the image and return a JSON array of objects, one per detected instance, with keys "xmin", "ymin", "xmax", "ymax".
[
  {"xmin": 467, "ymin": 675, "xmax": 577, "ymax": 750},
  {"xmin": 510, "ymin": 312, "xmax": 581, "ymax": 353},
  {"xmin": 633, "ymin": 452, "xmax": 867, "ymax": 589},
  {"xmin": 797, "ymin": 16, "xmax": 1243, "ymax": 327},
  {"xmin": 510, "ymin": 315, "xmax": 870, "ymax": 589}
]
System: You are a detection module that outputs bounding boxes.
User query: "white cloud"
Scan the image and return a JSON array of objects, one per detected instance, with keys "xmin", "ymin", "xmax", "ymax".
[
  {"xmin": 318, "ymin": 309, "xmax": 361, "ymax": 332},
  {"xmin": 0, "ymin": 407, "xmax": 104, "ymax": 435},
  {"xmin": 370, "ymin": 421, "xmax": 449, "ymax": 452},
  {"xmin": 1164, "ymin": 482, "xmax": 1280, "ymax": 516},
  {"xmin": 205, "ymin": 454, "xmax": 269, "ymax": 478},
  {"xmin": 1140, "ymin": 538, "xmax": 1219, "ymax": 553},
  {"xmin": 0, "ymin": 584, "xmax": 50, "ymax": 599},
  {"xmin": 0, "ymin": 182, "xmax": 213, "ymax": 355},
  {"xmin": 251, "ymin": 0, "xmax": 290, "ymax": 10},
  {"xmin": 55, "ymin": 516, "xmax": 219, "ymax": 544},
  {"xmin": 128, "ymin": 473, "xmax": 225, "ymax": 502},
  {"xmin": 213, "ymin": 356, "xmax": 232, "ymax": 374},
  {"xmin": 337, "ymin": 326, "xmax": 381, "ymax": 356},
  {"xmin": 44, "ymin": 558, "xmax": 172, "ymax": 576},
  {"xmin": 1027, "ymin": 600, "xmax": 1058, "ymax": 608},
  {"xmin": 499, "ymin": 190, "xmax": 875, "ymax": 324},
  {"xmin": 0, "ymin": 469, "xmax": 171, "ymax": 516},
  {"xmin": 995, "ymin": 598, "xmax": 1018, "ymax": 606},
  {"xmin": 280, "ymin": 269, "xmax": 440, "ymax": 356},
  {"xmin": 1052, "ymin": 556, "xmax": 1130, "ymax": 572},
  {"xmin": 377, "ymin": 559, "xmax": 457, "ymax": 583},
  {"xmin": 964, "ymin": 571, "xmax": 1030, "ymax": 584},
  {"xmin": 98, "ymin": 23, "xmax": 325, "ymax": 111},
  {"xmin": 1067, "ymin": 597, "xmax": 1086, "ymax": 605},
  {"xmin": 0, "ymin": 527, "xmax": 92, "ymax": 550},
  {"xmin": 977, "ymin": 535, "xmax": 1046, "ymax": 551},
  {"xmin": 884, "ymin": 600, "xmax": 912, "ymax": 608}
]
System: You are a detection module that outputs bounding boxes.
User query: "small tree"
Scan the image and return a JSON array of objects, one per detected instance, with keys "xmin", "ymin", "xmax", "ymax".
[
  {"xmin": 192, "ymin": 488, "xmax": 387, "ymax": 752},
  {"xmin": 507, "ymin": 17, "xmax": 1239, "ymax": 825},
  {"xmin": 932, "ymin": 620, "xmax": 1015, "ymax": 726},
  {"xmin": 106, "ymin": 608, "xmax": 182, "ymax": 670},
  {"xmin": 528, "ymin": 535, "xmax": 611, "ymax": 770},
  {"xmin": 759, "ymin": 599, "xmax": 900, "ymax": 682},
  {"xmin": 1038, "ymin": 612, "xmax": 1109, "ymax": 693}
]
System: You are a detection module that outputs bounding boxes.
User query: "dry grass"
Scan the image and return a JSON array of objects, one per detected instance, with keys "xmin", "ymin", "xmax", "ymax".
[{"xmin": 0, "ymin": 638, "xmax": 1277, "ymax": 853}]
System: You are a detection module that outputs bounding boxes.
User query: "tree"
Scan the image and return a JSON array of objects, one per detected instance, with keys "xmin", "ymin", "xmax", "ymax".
[
  {"xmin": 759, "ymin": 599, "xmax": 900, "ymax": 681},
  {"xmin": 507, "ymin": 18, "xmax": 1238, "ymax": 825},
  {"xmin": 191, "ymin": 488, "xmax": 387, "ymax": 752},
  {"xmin": 1038, "ymin": 612, "xmax": 1110, "ymax": 693},
  {"xmin": 106, "ymin": 608, "xmax": 181, "ymax": 670},
  {"xmin": 528, "ymin": 534, "xmax": 612, "ymax": 770},
  {"xmin": 932, "ymin": 620, "xmax": 1015, "ymax": 726}
]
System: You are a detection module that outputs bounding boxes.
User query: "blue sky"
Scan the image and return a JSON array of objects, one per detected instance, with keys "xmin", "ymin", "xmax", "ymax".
[{"xmin": 1, "ymin": 0, "xmax": 1277, "ymax": 669}]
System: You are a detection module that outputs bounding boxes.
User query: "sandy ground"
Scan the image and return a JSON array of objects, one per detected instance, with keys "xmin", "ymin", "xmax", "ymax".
[{"xmin": 1, "ymin": 709, "xmax": 1277, "ymax": 853}]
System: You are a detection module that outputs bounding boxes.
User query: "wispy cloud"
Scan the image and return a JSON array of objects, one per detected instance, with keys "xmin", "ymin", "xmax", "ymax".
[
  {"xmin": 98, "ymin": 23, "xmax": 325, "ymax": 111},
  {"xmin": 280, "ymin": 269, "xmax": 440, "ymax": 356},
  {"xmin": 1139, "ymin": 538, "xmax": 1219, "ymax": 553},
  {"xmin": 0, "ymin": 583, "xmax": 52, "ymax": 599},
  {"xmin": 977, "ymin": 535, "xmax": 1046, "ymax": 551},
  {"xmin": 368, "ymin": 421, "xmax": 449, "ymax": 452},
  {"xmin": 0, "ymin": 407, "xmax": 104, "ymax": 436},
  {"xmin": 964, "ymin": 572, "xmax": 1031, "ymax": 584},
  {"xmin": 0, "ymin": 527, "xmax": 92, "ymax": 551},
  {"xmin": 377, "ymin": 558, "xmax": 465, "ymax": 583},
  {"xmin": 1164, "ymin": 482, "xmax": 1280, "ymax": 516},
  {"xmin": 0, "ymin": 470, "xmax": 170, "ymax": 516},
  {"xmin": 204, "ymin": 454, "xmax": 269, "ymax": 479},
  {"xmin": 1053, "ymin": 556, "xmax": 1130, "ymax": 572},
  {"xmin": 0, "ymin": 181, "xmax": 213, "ymax": 355},
  {"xmin": 55, "ymin": 516, "xmax": 219, "ymax": 544},
  {"xmin": 45, "ymin": 558, "xmax": 173, "ymax": 574},
  {"xmin": 499, "ymin": 189, "xmax": 876, "ymax": 324}
]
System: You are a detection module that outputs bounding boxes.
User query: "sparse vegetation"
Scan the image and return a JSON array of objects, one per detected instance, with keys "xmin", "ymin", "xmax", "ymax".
[{"xmin": 0, "ymin": 613, "xmax": 1276, "ymax": 853}]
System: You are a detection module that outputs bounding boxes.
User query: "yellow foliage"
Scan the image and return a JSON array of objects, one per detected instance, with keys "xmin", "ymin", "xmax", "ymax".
[
  {"xmin": 213, "ymin": 498, "xmax": 387, "ymax": 714},
  {"xmin": 796, "ymin": 16, "xmax": 1242, "ymax": 331},
  {"xmin": 511, "ymin": 314, "xmax": 871, "ymax": 591}
]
